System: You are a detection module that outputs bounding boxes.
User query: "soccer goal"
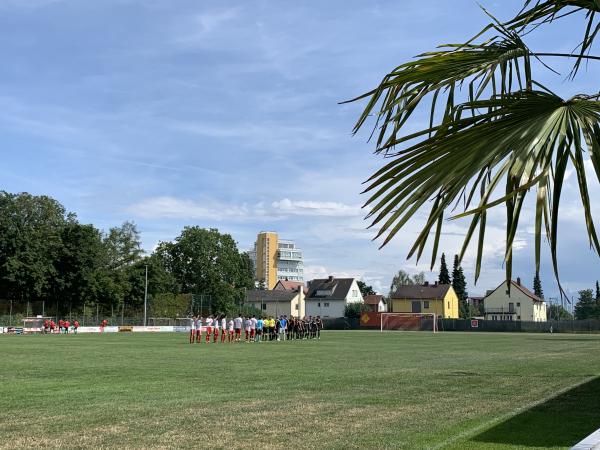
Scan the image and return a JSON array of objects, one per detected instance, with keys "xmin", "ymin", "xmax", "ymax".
[{"xmin": 380, "ymin": 313, "xmax": 438, "ymax": 333}]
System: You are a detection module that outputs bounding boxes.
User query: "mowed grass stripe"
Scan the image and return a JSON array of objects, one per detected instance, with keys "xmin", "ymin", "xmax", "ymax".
[{"xmin": 1, "ymin": 332, "xmax": 600, "ymax": 449}]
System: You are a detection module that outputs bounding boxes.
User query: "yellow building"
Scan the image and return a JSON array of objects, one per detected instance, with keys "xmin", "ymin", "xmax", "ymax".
[
  {"xmin": 255, "ymin": 232, "xmax": 279, "ymax": 289},
  {"xmin": 249, "ymin": 232, "xmax": 304, "ymax": 290},
  {"xmin": 391, "ymin": 282, "xmax": 459, "ymax": 318}
]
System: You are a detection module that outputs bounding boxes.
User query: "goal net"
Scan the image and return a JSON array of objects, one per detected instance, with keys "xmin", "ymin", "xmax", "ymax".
[{"xmin": 380, "ymin": 313, "xmax": 438, "ymax": 332}]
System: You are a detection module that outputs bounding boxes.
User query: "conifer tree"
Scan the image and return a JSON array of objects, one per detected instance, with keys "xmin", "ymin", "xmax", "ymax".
[
  {"xmin": 452, "ymin": 255, "xmax": 468, "ymax": 318},
  {"xmin": 438, "ymin": 253, "xmax": 450, "ymax": 285},
  {"xmin": 533, "ymin": 272, "xmax": 544, "ymax": 299},
  {"xmin": 596, "ymin": 281, "xmax": 600, "ymax": 302}
]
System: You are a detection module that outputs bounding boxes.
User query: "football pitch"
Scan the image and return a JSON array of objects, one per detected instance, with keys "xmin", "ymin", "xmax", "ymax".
[{"xmin": 2, "ymin": 331, "xmax": 600, "ymax": 449}]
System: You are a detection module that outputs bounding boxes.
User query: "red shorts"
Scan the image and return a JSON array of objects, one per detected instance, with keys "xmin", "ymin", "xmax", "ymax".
[
  {"xmin": 213, "ymin": 328, "xmax": 219, "ymax": 335},
  {"xmin": 229, "ymin": 330, "xmax": 234, "ymax": 335},
  {"xmin": 206, "ymin": 327, "xmax": 212, "ymax": 334},
  {"xmin": 235, "ymin": 329, "xmax": 241, "ymax": 335},
  {"xmin": 250, "ymin": 329, "xmax": 256, "ymax": 337}
]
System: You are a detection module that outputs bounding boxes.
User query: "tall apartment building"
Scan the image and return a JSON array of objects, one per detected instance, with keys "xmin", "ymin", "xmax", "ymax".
[{"xmin": 248, "ymin": 231, "xmax": 304, "ymax": 289}]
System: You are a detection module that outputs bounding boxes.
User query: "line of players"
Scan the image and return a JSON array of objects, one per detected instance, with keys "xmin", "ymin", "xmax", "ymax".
[
  {"xmin": 42, "ymin": 319, "xmax": 80, "ymax": 334},
  {"xmin": 189, "ymin": 315, "xmax": 324, "ymax": 343}
]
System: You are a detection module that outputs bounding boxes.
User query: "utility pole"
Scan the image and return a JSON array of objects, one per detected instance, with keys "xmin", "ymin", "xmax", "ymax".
[{"xmin": 144, "ymin": 264, "xmax": 148, "ymax": 327}]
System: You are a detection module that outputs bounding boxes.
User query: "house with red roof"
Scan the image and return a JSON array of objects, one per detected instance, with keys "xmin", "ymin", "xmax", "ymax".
[
  {"xmin": 363, "ymin": 294, "xmax": 387, "ymax": 313},
  {"xmin": 483, "ymin": 277, "xmax": 547, "ymax": 322}
]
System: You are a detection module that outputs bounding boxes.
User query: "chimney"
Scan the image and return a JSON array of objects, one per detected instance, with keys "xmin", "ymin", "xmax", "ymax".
[
  {"xmin": 328, "ymin": 275, "xmax": 334, "ymax": 282},
  {"xmin": 517, "ymin": 277, "xmax": 521, "ymax": 286},
  {"xmin": 434, "ymin": 281, "xmax": 438, "ymax": 286},
  {"xmin": 424, "ymin": 281, "xmax": 429, "ymax": 287}
]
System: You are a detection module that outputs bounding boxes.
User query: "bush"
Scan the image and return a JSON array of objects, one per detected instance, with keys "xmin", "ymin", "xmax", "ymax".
[{"xmin": 344, "ymin": 302, "xmax": 368, "ymax": 319}]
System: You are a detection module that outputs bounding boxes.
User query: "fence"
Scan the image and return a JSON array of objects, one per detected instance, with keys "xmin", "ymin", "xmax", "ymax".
[
  {"xmin": 439, "ymin": 318, "xmax": 600, "ymax": 333},
  {"xmin": 359, "ymin": 312, "xmax": 600, "ymax": 333}
]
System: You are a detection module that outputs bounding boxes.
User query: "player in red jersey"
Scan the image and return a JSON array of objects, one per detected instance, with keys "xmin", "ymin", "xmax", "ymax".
[
  {"xmin": 64, "ymin": 320, "xmax": 70, "ymax": 334},
  {"xmin": 73, "ymin": 320, "xmax": 79, "ymax": 334},
  {"xmin": 58, "ymin": 319, "xmax": 64, "ymax": 334}
]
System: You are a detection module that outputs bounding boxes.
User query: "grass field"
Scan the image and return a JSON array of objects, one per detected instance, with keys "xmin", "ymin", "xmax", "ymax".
[{"xmin": 2, "ymin": 331, "xmax": 600, "ymax": 449}]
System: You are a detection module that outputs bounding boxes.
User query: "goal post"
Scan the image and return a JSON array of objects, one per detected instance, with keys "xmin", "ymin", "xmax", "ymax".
[{"xmin": 380, "ymin": 312, "xmax": 438, "ymax": 333}]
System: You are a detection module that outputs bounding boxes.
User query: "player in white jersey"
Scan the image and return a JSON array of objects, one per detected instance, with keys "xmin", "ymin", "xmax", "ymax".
[
  {"xmin": 227, "ymin": 318, "xmax": 234, "ymax": 343},
  {"xmin": 195, "ymin": 316, "xmax": 202, "ymax": 343},
  {"xmin": 205, "ymin": 316, "xmax": 214, "ymax": 343},
  {"xmin": 189, "ymin": 316, "xmax": 196, "ymax": 344},
  {"xmin": 234, "ymin": 315, "xmax": 243, "ymax": 342},
  {"xmin": 220, "ymin": 316, "xmax": 227, "ymax": 343}
]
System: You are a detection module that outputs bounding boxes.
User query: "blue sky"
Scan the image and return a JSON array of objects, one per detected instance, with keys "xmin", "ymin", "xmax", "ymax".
[{"xmin": 2, "ymin": 0, "xmax": 599, "ymax": 301}]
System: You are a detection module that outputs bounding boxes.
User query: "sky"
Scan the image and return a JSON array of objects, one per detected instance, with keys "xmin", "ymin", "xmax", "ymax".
[{"xmin": 1, "ymin": 0, "xmax": 599, "ymax": 302}]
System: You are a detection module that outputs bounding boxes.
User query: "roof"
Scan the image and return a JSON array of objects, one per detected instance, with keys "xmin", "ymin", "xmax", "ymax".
[
  {"xmin": 364, "ymin": 294, "xmax": 385, "ymax": 305},
  {"xmin": 306, "ymin": 277, "xmax": 355, "ymax": 300},
  {"xmin": 485, "ymin": 280, "xmax": 544, "ymax": 303},
  {"xmin": 391, "ymin": 283, "xmax": 452, "ymax": 300},
  {"xmin": 273, "ymin": 280, "xmax": 308, "ymax": 294},
  {"xmin": 245, "ymin": 290, "xmax": 298, "ymax": 303}
]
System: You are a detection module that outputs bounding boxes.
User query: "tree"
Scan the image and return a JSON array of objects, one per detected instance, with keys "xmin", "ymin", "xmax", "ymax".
[
  {"xmin": 348, "ymin": 2, "xmax": 600, "ymax": 290},
  {"xmin": 52, "ymin": 222, "xmax": 106, "ymax": 312},
  {"xmin": 452, "ymin": 255, "xmax": 468, "ymax": 318},
  {"xmin": 574, "ymin": 289, "xmax": 597, "ymax": 320},
  {"xmin": 344, "ymin": 302, "xmax": 368, "ymax": 319},
  {"xmin": 596, "ymin": 281, "xmax": 600, "ymax": 301},
  {"xmin": 533, "ymin": 272, "xmax": 544, "ymax": 299},
  {"xmin": 357, "ymin": 280, "xmax": 376, "ymax": 296},
  {"xmin": 548, "ymin": 304, "xmax": 573, "ymax": 321},
  {"xmin": 388, "ymin": 270, "xmax": 426, "ymax": 297},
  {"xmin": 154, "ymin": 227, "xmax": 254, "ymax": 315},
  {"xmin": 0, "ymin": 191, "xmax": 72, "ymax": 304},
  {"xmin": 438, "ymin": 253, "xmax": 450, "ymax": 285}
]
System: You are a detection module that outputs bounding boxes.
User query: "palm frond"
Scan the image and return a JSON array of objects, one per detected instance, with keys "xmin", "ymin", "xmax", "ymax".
[
  {"xmin": 345, "ymin": 30, "xmax": 531, "ymax": 152},
  {"xmin": 361, "ymin": 90, "xmax": 600, "ymax": 285}
]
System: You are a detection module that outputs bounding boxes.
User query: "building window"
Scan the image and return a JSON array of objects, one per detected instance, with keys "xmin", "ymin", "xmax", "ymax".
[
  {"xmin": 324, "ymin": 302, "xmax": 330, "ymax": 307},
  {"xmin": 447, "ymin": 301, "xmax": 450, "ymax": 309},
  {"xmin": 318, "ymin": 302, "xmax": 320, "ymax": 307},
  {"xmin": 517, "ymin": 303, "xmax": 520, "ymax": 307},
  {"xmin": 424, "ymin": 301, "xmax": 429, "ymax": 309},
  {"xmin": 352, "ymin": 290, "xmax": 358, "ymax": 297},
  {"xmin": 262, "ymin": 304, "xmax": 266, "ymax": 310},
  {"xmin": 517, "ymin": 315, "xmax": 520, "ymax": 320},
  {"xmin": 295, "ymin": 304, "xmax": 298, "ymax": 310}
]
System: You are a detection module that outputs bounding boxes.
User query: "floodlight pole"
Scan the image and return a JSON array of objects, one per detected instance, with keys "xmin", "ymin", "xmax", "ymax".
[{"xmin": 144, "ymin": 264, "xmax": 148, "ymax": 327}]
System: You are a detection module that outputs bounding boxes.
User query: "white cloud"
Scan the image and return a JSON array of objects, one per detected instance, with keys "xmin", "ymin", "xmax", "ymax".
[
  {"xmin": 128, "ymin": 196, "xmax": 362, "ymax": 221},
  {"xmin": 271, "ymin": 199, "xmax": 362, "ymax": 217}
]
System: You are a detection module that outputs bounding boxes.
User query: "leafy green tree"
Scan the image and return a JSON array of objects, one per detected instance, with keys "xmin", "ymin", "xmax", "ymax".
[
  {"xmin": 575, "ymin": 289, "xmax": 597, "ymax": 320},
  {"xmin": 596, "ymin": 281, "xmax": 600, "ymax": 301},
  {"xmin": 548, "ymin": 304, "xmax": 573, "ymax": 321},
  {"xmin": 357, "ymin": 280, "xmax": 376, "ymax": 296},
  {"xmin": 344, "ymin": 302, "xmax": 368, "ymax": 319},
  {"xmin": 0, "ymin": 191, "xmax": 72, "ymax": 304},
  {"xmin": 533, "ymin": 272, "xmax": 544, "ymax": 299},
  {"xmin": 438, "ymin": 253, "xmax": 450, "ymax": 285},
  {"xmin": 154, "ymin": 227, "xmax": 253, "ymax": 315},
  {"xmin": 452, "ymin": 255, "xmax": 468, "ymax": 318},
  {"xmin": 52, "ymin": 223, "xmax": 106, "ymax": 312},
  {"xmin": 349, "ymin": 2, "xmax": 600, "ymax": 290}
]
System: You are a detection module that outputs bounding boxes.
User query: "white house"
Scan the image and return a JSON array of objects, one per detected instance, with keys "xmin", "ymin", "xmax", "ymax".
[
  {"xmin": 484, "ymin": 278, "xmax": 547, "ymax": 322},
  {"xmin": 305, "ymin": 276, "xmax": 363, "ymax": 318}
]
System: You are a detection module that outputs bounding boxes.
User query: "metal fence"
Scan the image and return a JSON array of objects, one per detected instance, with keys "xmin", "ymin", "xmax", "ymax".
[{"xmin": 439, "ymin": 319, "xmax": 600, "ymax": 333}]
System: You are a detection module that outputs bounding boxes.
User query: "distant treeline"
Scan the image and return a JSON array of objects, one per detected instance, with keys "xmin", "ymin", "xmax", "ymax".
[{"xmin": 0, "ymin": 191, "xmax": 254, "ymax": 317}]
